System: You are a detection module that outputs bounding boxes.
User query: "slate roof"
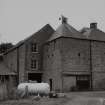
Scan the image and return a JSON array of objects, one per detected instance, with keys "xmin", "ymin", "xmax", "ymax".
[
  {"xmin": 4, "ymin": 24, "xmax": 54, "ymax": 54},
  {"xmin": 80, "ymin": 27, "xmax": 105, "ymax": 41},
  {"xmin": 47, "ymin": 22, "xmax": 85, "ymax": 42},
  {"xmin": 48, "ymin": 21, "xmax": 105, "ymax": 42},
  {"xmin": 0, "ymin": 62, "xmax": 16, "ymax": 75}
]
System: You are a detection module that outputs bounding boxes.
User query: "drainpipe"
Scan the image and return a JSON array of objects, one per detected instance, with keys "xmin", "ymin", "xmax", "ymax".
[
  {"xmin": 90, "ymin": 40, "xmax": 93, "ymax": 90},
  {"xmin": 17, "ymin": 48, "xmax": 19, "ymax": 85}
]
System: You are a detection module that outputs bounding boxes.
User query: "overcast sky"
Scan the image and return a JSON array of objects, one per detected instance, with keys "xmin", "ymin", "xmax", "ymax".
[{"xmin": 0, "ymin": 0, "xmax": 105, "ymax": 44}]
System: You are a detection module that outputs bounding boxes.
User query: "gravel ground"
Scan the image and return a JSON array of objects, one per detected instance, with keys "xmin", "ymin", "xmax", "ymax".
[
  {"xmin": 0, "ymin": 97, "xmax": 69, "ymax": 105},
  {"xmin": 1, "ymin": 91, "xmax": 105, "ymax": 105}
]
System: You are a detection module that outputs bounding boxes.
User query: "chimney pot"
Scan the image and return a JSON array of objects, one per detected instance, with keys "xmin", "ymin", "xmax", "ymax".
[{"xmin": 90, "ymin": 23, "xmax": 97, "ymax": 29}]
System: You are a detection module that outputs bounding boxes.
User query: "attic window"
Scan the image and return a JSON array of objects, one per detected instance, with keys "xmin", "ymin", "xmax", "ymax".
[{"xmin": 31, "ymin": 43, "xmax": 37, "ymax": 52}]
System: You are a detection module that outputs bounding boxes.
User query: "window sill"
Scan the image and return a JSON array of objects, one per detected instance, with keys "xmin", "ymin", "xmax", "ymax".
[
  {"xmin": 31, "ymin": 68, "xmax": 38, "ymax": 70},
  {"xmin": 31, "ymin": 52, "xmax": 39, "ymax": 54}
]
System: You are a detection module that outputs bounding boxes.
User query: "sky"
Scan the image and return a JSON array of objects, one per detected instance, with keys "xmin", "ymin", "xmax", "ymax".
[{"xmin": 0, "ymin": 0, "xmax": 105, "ymax": 44}]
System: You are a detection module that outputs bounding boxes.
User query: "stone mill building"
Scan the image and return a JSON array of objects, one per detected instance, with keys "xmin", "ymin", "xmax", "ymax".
[{"xmin": 1, "ymin": 16, "xmax": 105, "ymax": 92}]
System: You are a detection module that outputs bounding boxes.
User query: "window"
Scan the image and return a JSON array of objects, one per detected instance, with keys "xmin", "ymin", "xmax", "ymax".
[
  {"xmin": 31, "ymin": 43, "xmax": 37, "ymax": 52},
  {"xmin": 78, "ymin": 53, "xmax": 80, "ymax": 57},
  {"xmin": 28, "ymin": 73, "xmax": 42, "ymax": 83},
  {"xmin": 31, "ymin": 59, "xmax": 37, "ymax": 69}
]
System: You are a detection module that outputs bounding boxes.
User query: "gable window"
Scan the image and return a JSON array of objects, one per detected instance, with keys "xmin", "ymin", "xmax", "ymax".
[
  {"xmin": 31, "ymin": 43, "xmax": 37, "ymax": 52},
  {"xmin": 31, "ymin": 59, "xmax": 37, "ymax": 69}
]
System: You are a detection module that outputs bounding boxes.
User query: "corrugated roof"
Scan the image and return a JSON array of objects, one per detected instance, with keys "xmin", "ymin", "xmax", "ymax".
[
  {"xmin": 47, "ymin": 23, "xmax": 85, "ymax": 42},
  {"xmin": 0, "ymin": 62, "xmax": 16, "ymax": 75}
]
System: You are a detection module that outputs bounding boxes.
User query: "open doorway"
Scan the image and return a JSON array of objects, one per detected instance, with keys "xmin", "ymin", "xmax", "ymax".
[
  {"xmin": 49, "ymin": 78, "xmax": 53, "ymax": 91},
  {"xmin": 28, "ymin": 73, "xmax": 42, "ymax": 83},
  {"xmin": 76, "ymin": 75, "xmax": 90, "ymax": 91}
]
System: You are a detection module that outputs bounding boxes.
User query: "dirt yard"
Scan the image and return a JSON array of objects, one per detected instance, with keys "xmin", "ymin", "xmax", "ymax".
[{"xmin": 1, "ymin": 91, "xmax": 105, "ymax": 105}]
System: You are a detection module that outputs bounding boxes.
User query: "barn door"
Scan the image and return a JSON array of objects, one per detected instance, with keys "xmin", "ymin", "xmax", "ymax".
[{"xmin": 76, "ymin": 75, "xmax": 90, "ymax": 91}]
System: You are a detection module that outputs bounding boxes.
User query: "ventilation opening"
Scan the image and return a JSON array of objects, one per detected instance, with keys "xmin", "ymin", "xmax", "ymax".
[{"xmin": 28, "ymin": 73, "xmax": 42, "ymax": 83}]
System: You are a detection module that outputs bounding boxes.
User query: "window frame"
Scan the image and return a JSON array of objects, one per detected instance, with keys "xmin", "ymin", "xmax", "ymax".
[
  {"xmin": 31, "ymin": 59, "xmax": 38, "ymax": 70},
  {"xmin": 31, "ymin": 43, "xmax": 38, "ymax": 53}
]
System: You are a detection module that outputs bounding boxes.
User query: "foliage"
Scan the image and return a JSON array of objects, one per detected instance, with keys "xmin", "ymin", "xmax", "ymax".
[{"xmin": 0, "ymin": 42, "xmax": 14, "ymax": 54}]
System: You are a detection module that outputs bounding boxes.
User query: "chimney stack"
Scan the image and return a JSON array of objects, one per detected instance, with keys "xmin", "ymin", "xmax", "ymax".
[{"xmin": 90, "ymin": 23, "xmax": 97, "ymax": 29}]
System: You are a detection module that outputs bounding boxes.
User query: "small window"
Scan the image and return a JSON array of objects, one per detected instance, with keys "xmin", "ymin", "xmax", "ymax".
[
  {"xmin": 78, "ymin": 53, "xmax": 80, "ymax": 56},
  {"xmin": 31, "ymin": 59, "xmax": 37, "ymax": 69},
  {"xmin": 31, "ymin": 43, "xmax": 37, "ymax": 52}
]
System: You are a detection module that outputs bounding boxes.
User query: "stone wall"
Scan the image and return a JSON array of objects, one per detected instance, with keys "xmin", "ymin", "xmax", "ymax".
[
  {"xmin": 43, "ymin": 39, "xmax": 63, "ymax": 91},
  {"xmin": 25, "ymin": 24, "xmax": 54, "ymax": 74},
  {"xmin": 62, "ymin": 76, "xmax": 76, "ymax": 92},
  {"xmin": 61, "ymin": 38, "xmax": 90, "ymax": 72},
  {"xmin": 91, "ymin": 41, "xmax": 105, "ymax": 90},
  {"xmin": 4, "ymin": 49, "xmax": 17, "ymax": 73},
  {"xmin": 61, "ymin": 38, "xmax": 91, "ymax": 91},
  {"xmin": 43, "ymin": 38, "xmax": 91, "ymax": 92},
  {"xmin": 18, "ymin": 44, "xmax": 26, "ymax": 83},
  {"xmin": 25, "ymin": 38, "xmax": 41, "ymax": 72}
]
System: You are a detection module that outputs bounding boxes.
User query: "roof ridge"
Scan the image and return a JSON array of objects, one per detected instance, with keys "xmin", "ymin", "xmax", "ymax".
[
  {"xmin": 4, "ymin": 24, "xmax": 54, "ymax": 55},
  {"xmin": 65, "ymin": 23, "xmax": 80, "ymax": 34}
]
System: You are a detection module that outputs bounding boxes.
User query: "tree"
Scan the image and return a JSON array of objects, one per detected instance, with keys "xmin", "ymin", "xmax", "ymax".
[{"xmin": 0, "ymin": 43, "xmax": 14, "ymax": 54}]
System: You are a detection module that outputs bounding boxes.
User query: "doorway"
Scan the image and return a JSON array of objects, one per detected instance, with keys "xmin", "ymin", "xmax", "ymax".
[
  {"xmin": 76, "ymin": 75, "xmax": 90, "ymax": 91},
  {"xmin": 28, "ymin": 73, "xmax": 42, "ymax": 83},
  {"xmin": 49, "ymin": 78, "xmax": 53, "ymax": 91}
]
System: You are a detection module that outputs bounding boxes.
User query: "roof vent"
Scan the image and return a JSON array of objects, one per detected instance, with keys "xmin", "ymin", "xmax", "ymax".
[
  {"xmin": 90, "ymin": 23, "xmax": 97, "ymax": 29},
  {"xmin": 59, "ymin": 15, "xmax": 68, "ymax": 24}
]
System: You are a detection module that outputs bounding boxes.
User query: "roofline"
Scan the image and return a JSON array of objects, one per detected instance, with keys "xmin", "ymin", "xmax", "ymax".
[
  {"xmin": 4, "ymin": 24, "xmax": 54, "ymax": 55},
  {"xmin": 44, "ymin": 36, "xmax": 105, "ymax": 45},
  {"xmin": 4, "ymin": 42, "xmax": 24, "ymax": 55}
]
